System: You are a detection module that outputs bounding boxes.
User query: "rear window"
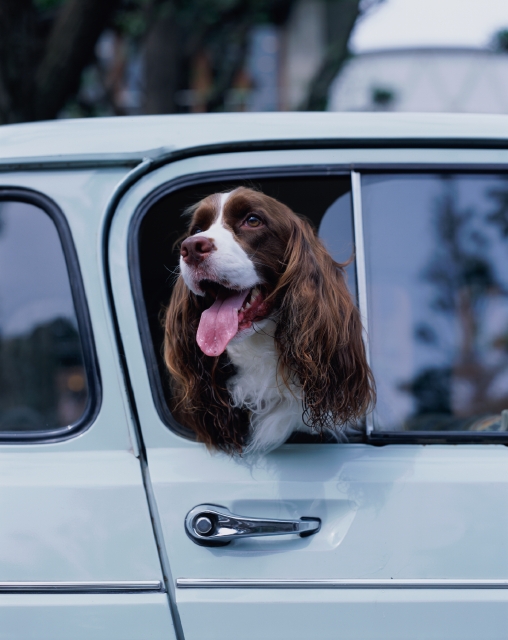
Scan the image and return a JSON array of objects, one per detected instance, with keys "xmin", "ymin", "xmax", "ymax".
[{"xmin": 0, "ymin": 195, "xmax": 95, "ymax": 438}]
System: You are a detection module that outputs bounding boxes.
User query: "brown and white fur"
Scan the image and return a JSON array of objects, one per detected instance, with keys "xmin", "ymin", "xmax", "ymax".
[{"xmin": 164, "ymin": 187, "xmax": 374, "ymax": 455}]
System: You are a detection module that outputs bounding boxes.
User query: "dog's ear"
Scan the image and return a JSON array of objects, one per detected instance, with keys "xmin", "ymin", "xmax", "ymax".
[
  {"xmin": 163, "ymin": 277, "xmax": 249, "ymax": 454},
  {"xmin": 273, "ymin": 216, "xmax": 375, "ymax": 434}
]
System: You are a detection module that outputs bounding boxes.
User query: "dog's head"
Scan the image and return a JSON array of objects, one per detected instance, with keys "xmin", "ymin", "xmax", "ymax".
[{"xmin": 164, "ymin": 187, "xmax": 375, "ymax": 453}]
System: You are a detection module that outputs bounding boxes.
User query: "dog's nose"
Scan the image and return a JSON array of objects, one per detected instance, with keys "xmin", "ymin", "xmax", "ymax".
[{"xmin": 181, "ymin": 236, "xmax": 214, "ymax": 265}]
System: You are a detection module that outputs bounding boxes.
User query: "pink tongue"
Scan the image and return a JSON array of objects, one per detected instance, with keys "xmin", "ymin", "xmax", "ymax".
[{"xmin": 197, "ymin": 289, "xmax": 250, "ymax": 356}]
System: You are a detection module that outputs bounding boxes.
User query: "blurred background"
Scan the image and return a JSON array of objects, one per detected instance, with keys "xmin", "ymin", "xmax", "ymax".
[{"xmin": 1, "ymin": 0, "xmax": 508, "ymax": 124}]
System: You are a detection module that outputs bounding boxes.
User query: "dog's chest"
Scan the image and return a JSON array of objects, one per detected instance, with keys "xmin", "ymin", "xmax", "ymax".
[
  {"xmin": 225, "ymin": 323, "xmax": 282, "ymax": 405},
  {"xmin": 226, "ymin": 320, "xmax": 303, "ymax": 408},
  {"xmin": 225, "ymin": 322, "xmax": 306, "ymax": 451}
]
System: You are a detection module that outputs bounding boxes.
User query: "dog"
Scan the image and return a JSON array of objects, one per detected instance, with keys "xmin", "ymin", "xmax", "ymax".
[{"xmin": 164, "ymin": 187, "xmax": 374, "ymax": 454}]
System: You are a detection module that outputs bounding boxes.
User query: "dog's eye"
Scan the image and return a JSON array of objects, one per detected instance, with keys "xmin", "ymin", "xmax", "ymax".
[
  {"xmin": 190, "ymin": 226, "xmax": 202, "ymax": 235},
  {"xmin": 244, "ymin": 215, "xmax": 262, "ymax": 228}
]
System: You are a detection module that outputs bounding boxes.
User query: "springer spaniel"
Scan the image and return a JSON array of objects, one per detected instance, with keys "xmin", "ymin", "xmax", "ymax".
[{"xmin": 164, "ymin": 187, "xmax": 374, "ymax": 454}]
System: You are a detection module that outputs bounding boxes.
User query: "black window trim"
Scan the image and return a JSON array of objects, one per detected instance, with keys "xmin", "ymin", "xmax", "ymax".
[
  {"xmin": 129, "ymin": 161, "xmax": 508, "ymax": 447},
  {"xmin": 0, "ymin": 187, "xmax": 101, "ymax": 443}
]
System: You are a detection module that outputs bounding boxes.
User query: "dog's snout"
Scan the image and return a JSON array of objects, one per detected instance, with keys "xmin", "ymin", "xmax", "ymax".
[{"xmin": 181, "ymin": 236, "xmax": 214, "ymax": 265}]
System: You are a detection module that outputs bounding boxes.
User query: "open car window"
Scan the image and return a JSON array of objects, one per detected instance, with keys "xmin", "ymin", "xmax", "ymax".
[
  {"xmin": 133, "ymin": 173, "xmax": 355, "ymax": 439},
  {"xmin": 363, "ymin": 174, "xmax": 508, "ymax": 436}
]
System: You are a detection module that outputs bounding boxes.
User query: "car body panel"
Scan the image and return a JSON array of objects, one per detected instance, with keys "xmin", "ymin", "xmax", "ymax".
[
  {"xmin": 2, "ymin": 112, "xmax": 508, "ymax": 167},
  {"xmin": 0, "ymin": 450, "xmax": 161, "ymax": 581},
  {"xmin": 148, "ymin": 444, "xmax": 508, "ymax": 581},
  {"xmin": 0, "ymin": 593, "xmax": 173, "ymax": 640}
]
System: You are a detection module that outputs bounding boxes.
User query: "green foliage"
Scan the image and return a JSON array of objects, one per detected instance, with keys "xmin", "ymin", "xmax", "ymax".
[
  {"xmin": 491, "ymin": 28, "xmax": 508, "ymax": 53},
  {"xmin": 114, "ymin": 0, "xmax": 152, "ymax": 39},
  {"xmin": 33, "ymin": 0, "xmax": 67, "ymax": 10},
  {"xmin": 371, "ymin": 86, "xmax": 395, "ymax": 107},
  {"xmin": 113, "ymin": 0, "xmax": 292, "ymax": 40}
]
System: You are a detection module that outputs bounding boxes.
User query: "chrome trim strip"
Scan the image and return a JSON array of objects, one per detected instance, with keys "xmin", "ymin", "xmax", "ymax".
[
  {"xmin": 177, "ymin": 579, "xmax": 508, "ymax": 590},
  {"xmin": 0, "ymin": 581, "xmax": 163, "ymax": 594},
  {"xmin": 351, "ymin": 170, "xmax": 373, "ymax": 435}
]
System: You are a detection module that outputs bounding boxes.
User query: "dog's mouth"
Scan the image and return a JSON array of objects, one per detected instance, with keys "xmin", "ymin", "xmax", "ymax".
[{"xmin": 196, "ymin": 281, "xmax": 271, "ymax": 357}]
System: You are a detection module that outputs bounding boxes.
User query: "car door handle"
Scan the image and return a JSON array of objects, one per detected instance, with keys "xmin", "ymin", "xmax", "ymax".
[{"xmin": 185, "ymin": 504, "xmax": 321, "ymax": 546}]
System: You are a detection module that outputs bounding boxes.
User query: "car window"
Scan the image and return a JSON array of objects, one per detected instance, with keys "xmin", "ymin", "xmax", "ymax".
[
  {"xmin": 362, "ymin": 174, "xmax": 508, "ymax": 434},
  {"xmin": 0, "ymin": 199, "xmax": 89, "ymax": 434},
  {"xmin": 133, "ymin": 174, "xmax": 354, "ymax": 438}
]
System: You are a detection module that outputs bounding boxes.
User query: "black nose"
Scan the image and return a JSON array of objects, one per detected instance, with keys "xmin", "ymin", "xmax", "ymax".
[{"xmin": 181, "ymin": 236, "xmax": 214, "ymax": 265}]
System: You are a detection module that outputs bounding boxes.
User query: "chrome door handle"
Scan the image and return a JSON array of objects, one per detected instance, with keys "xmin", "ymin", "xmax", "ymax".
[{"xmin": 185, "ymin": 504, "xmax": 321, "ymax": 547}]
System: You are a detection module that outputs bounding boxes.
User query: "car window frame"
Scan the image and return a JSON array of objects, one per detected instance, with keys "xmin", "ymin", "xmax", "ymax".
[{"xmin": 0, "ymin": 187, "xmax": 101, "ymax": 443}]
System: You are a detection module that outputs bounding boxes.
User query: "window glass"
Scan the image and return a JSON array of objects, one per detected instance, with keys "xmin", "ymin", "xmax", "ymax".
[
  {"xmin": 318, "ymin": 188, "xmax": 356, "ymax": 301},
  {"xmin": 363, "ymin": 174, "xmax": 508, "ymax": 433},
  {"xmin": 0, "ymin": 201, "xmax": 88, "ymax": 432},
  {"xmin": 136, "ymin": 175, "xmax": 354, "ymax": 434}
]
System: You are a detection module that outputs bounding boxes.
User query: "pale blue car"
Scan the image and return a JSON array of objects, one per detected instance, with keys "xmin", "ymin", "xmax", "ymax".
[{"xmin": 0, "ymin": 113, "xmax": 507, "ymax": 639}]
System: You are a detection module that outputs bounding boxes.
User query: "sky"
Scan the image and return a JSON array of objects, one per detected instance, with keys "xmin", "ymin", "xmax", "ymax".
[{"xmin": 350, "ymin": 0, "xmax": 508, "ymax": 52}]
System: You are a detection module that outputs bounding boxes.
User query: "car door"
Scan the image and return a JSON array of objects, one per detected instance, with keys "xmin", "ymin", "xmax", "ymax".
[
  {"xmin": 110, "ymin": 146, "xmax": 508, "ymax": 640},
  {"xmin": 0, "ymin": 170, "xmax": 174, "ymax": 640}
]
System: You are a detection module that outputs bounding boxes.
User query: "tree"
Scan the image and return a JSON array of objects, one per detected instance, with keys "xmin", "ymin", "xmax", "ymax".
[
  {"xmin": 119, "ymin": 0, "xmax": 382, "ymax": 114},
  {"xmin": 0, "ymin": 0, "xmax": 121, "ymax": 123},
  {"xmin": 0, "ymin": 0, "xmax": 377, "ymax": 124},
  {"xmin": 139, "ymin": 0, "xmax": 296, "ymax": 114},
  {"xmin": 299, "ymin": 0, "xmax": 359, "ymax": 110}
]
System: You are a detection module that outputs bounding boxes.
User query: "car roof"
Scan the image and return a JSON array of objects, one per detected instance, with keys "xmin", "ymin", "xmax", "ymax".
[{"xmin": 1, "ymin": 112, "xmax": 508, "ymax": 168}]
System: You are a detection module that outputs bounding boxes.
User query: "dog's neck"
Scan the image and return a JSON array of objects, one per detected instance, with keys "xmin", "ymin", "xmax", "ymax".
[{"xmin": 225, "ymin": 320, "xmax": 305, "ymax": 453}]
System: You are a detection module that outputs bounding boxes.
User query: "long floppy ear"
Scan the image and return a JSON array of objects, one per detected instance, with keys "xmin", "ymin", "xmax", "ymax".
[
  {"xmin": 273, "ymin": 216, "xmax": 375, "ymax": 434},
  {"xmin": 163, "ymin": 277, "xmax": 249, "ymax": 454}
]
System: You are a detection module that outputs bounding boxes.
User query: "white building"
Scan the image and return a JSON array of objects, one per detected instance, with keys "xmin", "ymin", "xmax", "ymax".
[{"xmin": 328, "ymin": 47, "xmax": 508, "ymax": 113}]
